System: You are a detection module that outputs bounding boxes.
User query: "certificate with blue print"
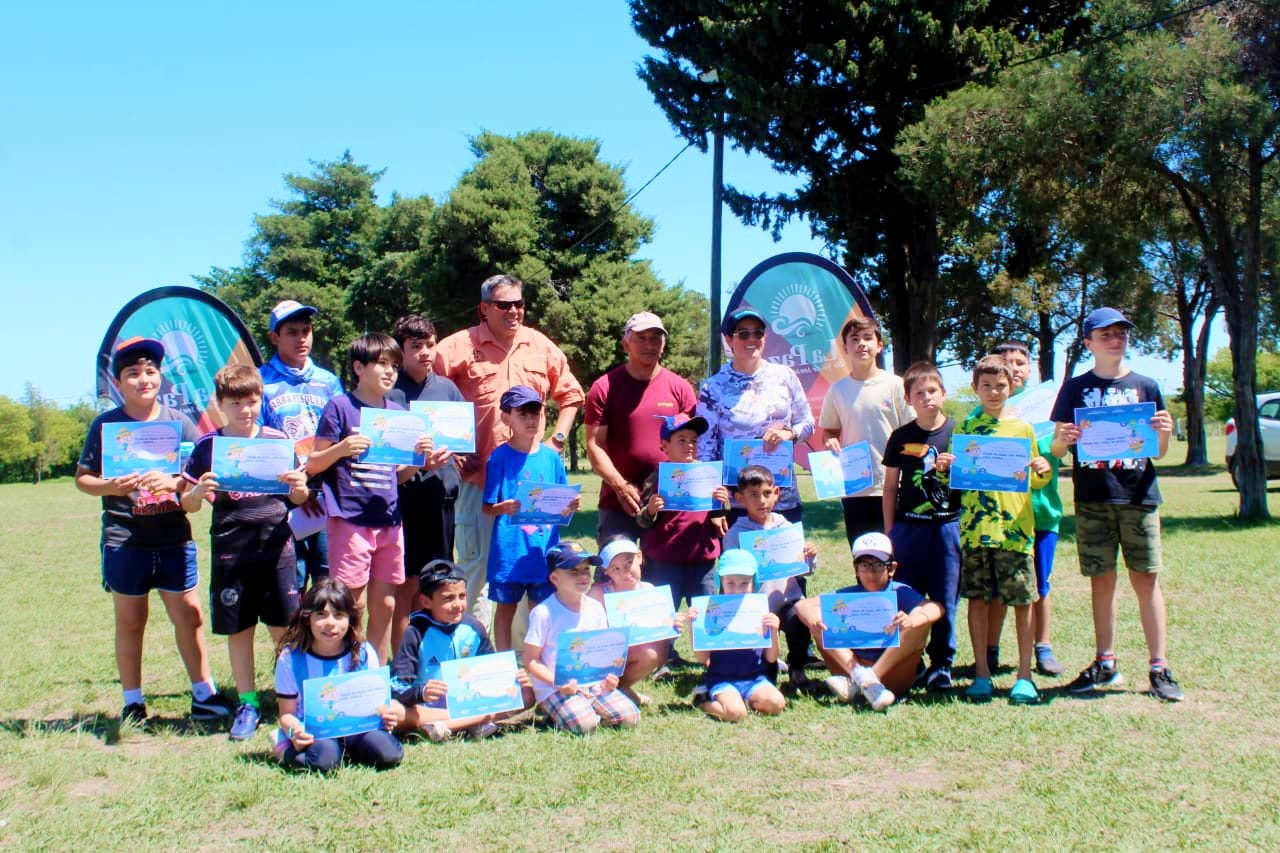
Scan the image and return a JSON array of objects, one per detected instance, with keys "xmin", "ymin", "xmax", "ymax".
[
  {"xmin": 1074, "ymin": 403, "xmax": 1159, "ymax": 463},
  {"xmin": 440, "ymin": 651, "xmax": 524, "ymax": 719},
  {"xmin": 510, "ymin": 481, "xmax": 580, "ymax": 526},
  {"xmin": 408, "ymin": 400, "xmax": 477, "ymax": 454},
  {"xmin": 101, "ymin": 420, "xmax": 183, "ymax": 477},
  {"xmin": 553, "ymin": 628, "xmax": 630, "ymax": 687},
  {"xmin": 302, "ymin": 666, "xmax": 391, "ymax": 739},
  {"xmin": 737, "ymin": 523, "xmax": 808, "ymax": 583},
  {"xmin": 819, "ymin": 592, "xmax": 900, "ymax": 650},
  {"xmin": 690, "ymin": 593, "xmax": 772, "ymax": 651},
  {"xmin": 211, "ymin": 435, "xmax": 294, "ymax": 495},
  {"xmin": 722, "ymin": 439, "xmax": 794, "ymax": 487},
  {"xmin": 1006, "ymin": 381, "xmax": 1059, "ymax": 440},
  {"xmin": 950, "ymin": 434, "xmax": 1032, "ymax": 493},
  {"xmin": 808, "ymin": 442, "xmax": 875, "ymax": 500},
  {"xmin": 358, "ymin": 408, "xmax": 429, "ymax": 466},
  {"xmin": 657, "ymin": 461, "xmax": 723, "ymax": 511},
  {"xmin": 604, "ymin": 585, "xmax": 679, "ymax": 645}
]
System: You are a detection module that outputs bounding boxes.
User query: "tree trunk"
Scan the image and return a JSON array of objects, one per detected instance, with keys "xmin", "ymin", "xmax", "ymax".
[
  {"xmin": 1035, "ymin": 310, "xmax": 1056, "ymax": 382},
  {"xmin": 884, "ymin": 205, "xmax": 942, "ymax": 373},
  {"xmin": 567, "ymin": 428, "xmax": 580, "ymax": 474},
  {"xmin": 1178, "ymin": 292, "xmax": 1216, "ymax": 467}
]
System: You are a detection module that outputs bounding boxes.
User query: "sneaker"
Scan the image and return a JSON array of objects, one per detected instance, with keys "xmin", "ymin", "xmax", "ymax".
[
  {"xmin": 691, "ymin": 685, "xmax": 708, "ymax": 705},
  {"xmin": 1148, "ymin": 667, "xmax": 1184, "ymax": 702},
  {"xmin": 986, "ymin": 646, "xmax": 1000, "ymax": 674},
  {"xmin": 651, "ymin": 664, "xmax": 674, "ymax": 682},
  {"xmin": 190, "ymin": 692, "xmax": 236, "ymax": 722},
  {"xmin": 788, "ymin": 668, "xmax": 815, "ymax": 690},
  {"xmin": 468, "ymin": 720, "xmax": 500, "ymax": 740},
  {"xmin": 228, "ymin": 703, "xmax": 261, "ymax": 741},
  {"xmin": 860, "ymin": 680, "xmax": 896, "ymax": 712},
  {"xmin": 1068, "ymin": 660, "xmax": 1123, "ymax": 694},
  {"xmin": 964, "ymin": 676, "xmax": 993, "ymax": 700},
  {"xmin": 1035, "ymin": 645, "xmax": 1065, "ymax": 676},
  {"xmin": 425, "ymin": 721, "xmax": 455, "ymax": 742},
  {"xmin": 824, "ymin": 675, "xmax": 854, "ymax": 703},
  {"xmin": 1009, "ymin": 678, "xmax": 1039, "ymax": 706},
  {"xmin": 121, "ymin": 702, "xmax": 148, "ymax": 727},
  {"xmin": 925, "ymin": 667, "xmax": 954, "ymax": 692}
]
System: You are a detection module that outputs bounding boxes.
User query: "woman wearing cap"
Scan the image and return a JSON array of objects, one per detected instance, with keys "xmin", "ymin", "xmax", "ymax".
[{"xmin": 695, "ymin": 309, "xmax": 816, "ymax": 522}]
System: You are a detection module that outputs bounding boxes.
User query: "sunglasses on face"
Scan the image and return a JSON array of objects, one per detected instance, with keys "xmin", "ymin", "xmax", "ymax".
[
  {"xmin": 731, "ymin": 328, "xmax": 766, "ymax": 340},
  {"xmin": 487, "ymin": 299, "xmax": 525, "ymax": 311}
]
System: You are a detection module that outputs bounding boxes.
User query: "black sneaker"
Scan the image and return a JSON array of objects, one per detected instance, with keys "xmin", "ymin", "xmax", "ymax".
[
  {"xmin": 191, "ymin": 693, "xmax": 236, "ymax": 722},
  {"xmin": 1148, "ymin": 667, "xmax": 1184, "ymax": 702},
  {"xmin": 1068, "ymin": 660, "xmax": 1123, "ymax": 694},
  {"xmin": 926, "ymin": 666, "xmax": 954, "ymax": 691},
  {"xmin": 121, "ymin": 702, "xmax": 149, "ymax": 726}
]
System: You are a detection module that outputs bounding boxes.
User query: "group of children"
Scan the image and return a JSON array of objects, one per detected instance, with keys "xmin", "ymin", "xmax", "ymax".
[{"xmin": 77, "ymin": 301, "xmax": 1181, "ymax": 772}]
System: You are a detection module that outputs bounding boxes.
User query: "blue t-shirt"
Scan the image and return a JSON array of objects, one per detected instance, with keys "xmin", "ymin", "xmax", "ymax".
[
  {"xmin": 315, "ymin": 393, "xmax": 404, "ymax": 527},
  {"xmin": 704, "ymin": 647, "xmax": 768, "ymax": 687},
  {"xmin": 834, "ymin": 579, "xmax": 925, "ymax": 662},
  {"xmin": 259, "ymin": 355, "xmax": 343, "ymax": 452},
  {"xmin": 482, "ymin": 443, "xmax": 567, "ymax": 584}
]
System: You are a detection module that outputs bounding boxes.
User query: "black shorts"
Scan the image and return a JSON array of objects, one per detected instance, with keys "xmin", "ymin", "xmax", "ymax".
[
  {"xmin": 210, "ymin": 529, "xmax": 300, "ymax": 634},
  {"xmin": 402, "ymin": 498, "xmax": 456, "ymax": 581}
]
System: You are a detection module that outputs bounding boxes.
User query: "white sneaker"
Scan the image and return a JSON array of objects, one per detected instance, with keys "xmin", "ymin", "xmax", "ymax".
[
  {"xmin": 852, "ymin": 665, "xmax": 895, "ymax": 711},
  {"xmin": 467, "ymin": 721, "xmax": 499, "ymax": 740},
  {"xmin": 825, "ymin": 675, "xmax": 854, "ymax": 702},
  {"xmin": 425, "ymin": 721, "xmax": 454, "ymax": 742}
]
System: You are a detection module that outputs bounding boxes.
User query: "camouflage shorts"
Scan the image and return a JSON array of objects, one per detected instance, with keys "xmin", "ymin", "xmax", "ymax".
[
  {"xmin": 1075, "ymin": 502, "xmax": 1162, "ymax": 577},
  {"xmin": 960, "ymin": 547, "xmax": 1036, "ymax": 605}
]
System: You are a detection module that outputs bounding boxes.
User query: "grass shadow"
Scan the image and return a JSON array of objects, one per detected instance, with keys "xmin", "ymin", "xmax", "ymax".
[{"xmin": 0, "ymin": 713, "xmax": 122, "ymax": 745}]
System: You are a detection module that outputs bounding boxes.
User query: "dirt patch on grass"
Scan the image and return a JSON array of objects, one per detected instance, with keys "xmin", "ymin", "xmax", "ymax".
[{"xmin": 68, "ymin": 778, "xmax": 111, "ymax": 799}]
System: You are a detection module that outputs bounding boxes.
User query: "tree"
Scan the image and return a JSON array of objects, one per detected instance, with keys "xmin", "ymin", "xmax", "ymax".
[
  {"xmin": 1205, "ymin": 349, "xmax": 1280, "ymax": 423},
  {"xmin": 0, "ymin": 396, "xmax": 34, "ymax": 476},
  {"xmin": 198, "ymin": 152, "xmax": 389, "ymax": 368},
  {"xmin": 418, "ymin": 131, "xmax": 710, "ymax": 467},
  {"xmin": 23, "ymin": 384, "xmax": 86, "ymax": 483},
  {"xmin": 630, "ymin": 1, "xmax": 1089, "ymax": 370}
]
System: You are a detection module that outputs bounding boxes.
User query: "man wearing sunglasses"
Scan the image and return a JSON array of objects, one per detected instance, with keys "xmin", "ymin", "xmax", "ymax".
[{"xmin": 434, "ymin": 274, "xmax": 584, "ymax": 624}]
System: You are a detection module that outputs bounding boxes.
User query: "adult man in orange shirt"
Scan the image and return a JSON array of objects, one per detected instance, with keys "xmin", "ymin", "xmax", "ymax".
[{"xmin": 434, "ymin": 274, "xmax": 584, "ymax": 623}]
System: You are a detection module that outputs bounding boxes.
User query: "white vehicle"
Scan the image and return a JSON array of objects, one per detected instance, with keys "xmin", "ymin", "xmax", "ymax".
[{"xmin": 1225, "ymin": 392, "xmax": 1280, "ymax": 488}]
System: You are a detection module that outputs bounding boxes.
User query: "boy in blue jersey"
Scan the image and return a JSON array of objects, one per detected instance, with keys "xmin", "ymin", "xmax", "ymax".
[
  {"xmin": 392, "ymin": 560, "xmax": 533, "ymax": 741},
  {"xmin": 259, "ymin": 300, "xmax": 344, "ymax": 589}
]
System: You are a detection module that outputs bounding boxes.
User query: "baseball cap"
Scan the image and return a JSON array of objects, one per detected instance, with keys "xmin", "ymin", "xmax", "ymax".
[
  {"xmin": 716, "ymin": 548, "xmax": 759, "ymax": 579},
  {"xmin": 599, "ymin": 538, "xmax": 640, "ymax": 568},
  {"xmin": 547, "ymin": 541, "xmax": 603, "ymax": 572},
  {"xmin": 624, "ymin": 312, "xmax": 667, "ymax": 336},
  {"xmin": 417, "ymin": 559, "xmax": 465, "ymax": 593},
  {"xmin": 720, "ymin": 308, "xmax": 766, "ymax": 336},
  {"xmin": 658, "ymin": 413, "xmax": 709, "ymax": 440},
  {"xmin": 269, "ymin": 300, "xmax": 318, "ymax": 333},
  {"xmin": 111, "ymin": 337, "xmax": 165, "ymax": 375},
  {"xmin": 1082, "ymin": 307, "xmax": 1134, "ymax": 337},
  {"xmin": 500, "ymin": 385, "xmax": 544, "ymax": 411},
  {"xmin": 851, "ymin": 532, "xmax": 893, "ymax": 562}
]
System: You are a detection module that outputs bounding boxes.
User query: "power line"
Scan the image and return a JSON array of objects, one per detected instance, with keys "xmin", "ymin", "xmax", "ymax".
[{"xmin": 566, "ymin": 141, "xmax": 694, "ymax": 253}]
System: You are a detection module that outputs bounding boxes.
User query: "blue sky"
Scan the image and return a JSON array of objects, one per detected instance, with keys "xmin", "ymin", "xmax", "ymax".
[{"xmin": 1, "ymin": 1, "xmax": 1196, "ymax": 405}]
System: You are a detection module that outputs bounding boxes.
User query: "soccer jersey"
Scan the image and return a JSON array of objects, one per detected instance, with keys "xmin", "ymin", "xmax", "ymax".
[
  {"xmin": 259, "ymin": 355, "xmax": 343, "ymax": 459},
  {"xmin": 274, "ymin": 641, "xmax": 379, "ymax": 721}
]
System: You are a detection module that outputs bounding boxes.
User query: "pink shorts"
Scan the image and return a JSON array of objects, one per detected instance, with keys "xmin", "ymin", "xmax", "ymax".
[{"xmin": 326, "ymin": 518, "xmax": 405, "ymax": 588}]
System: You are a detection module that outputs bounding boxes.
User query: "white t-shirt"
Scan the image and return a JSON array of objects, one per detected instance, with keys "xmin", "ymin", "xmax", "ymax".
[
  {"xmin": 525, "ymin": 594, "xmax": 610, "ymax": 702},
  {"xmin": 818, "ymin": 371, "xmax": 914, "ymax": 497}
]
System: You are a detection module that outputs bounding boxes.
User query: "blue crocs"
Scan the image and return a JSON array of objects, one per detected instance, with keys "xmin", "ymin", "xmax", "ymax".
[
  {"xmin": 964, "ymin": 676, "xmax": 993, "ymax": 700},
  {"xmin": 1009, "ymin": 678, "xmax": 1040, "ymax": 706}
]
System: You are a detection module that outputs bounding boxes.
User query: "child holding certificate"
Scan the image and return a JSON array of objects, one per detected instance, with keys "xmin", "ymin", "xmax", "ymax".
[
  {"xmin": 75, "ymin": 337, "xmax": 232, "ymax": 727},
  {"xmin": 483, "ymin": 386, "xmax": 581, "ymax": 652},
  {"xmin": 274, "ymin": 578, "xmax": 404, "ymax": 772},
  {"xmin": 723, "ymin": 466, "xmax": 818, "ymax": 690},
  {"xmin": 180, "ymin": 364, "xmax": 311, "ymax": 741},
  {"xmin": 1050, "ymin": 307, "xmax": 1181, "ymax": 702},
  {"xmin": 392, "ymin": 559, "xmax": 532, "ymax": 741},
  {"xmin": 634, "ymin": 414, "xmax": 730, "ymax": 618},
  {"xmin": 942, "ymin": 356, "xmax": 1051, "ymax": 705},
  {"xmin": 523, "ymin": 542, "xmax": 641, "ymax": 735},
  {"xmin": 794, "ymin": 533, "xmax": 942, "ymax": 710},
  {"xmin": 689, "ymin": 550, "xmax": 786, "ymax": 722},
  {"xmin": 308, "ymin": 333, "xmax": 447, "ymax": 664}
]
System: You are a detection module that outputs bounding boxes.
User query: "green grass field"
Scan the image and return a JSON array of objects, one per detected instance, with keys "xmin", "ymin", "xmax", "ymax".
[{"xmin": 1, "ymin": 437, "xmax": 1278, "ymax": 849}]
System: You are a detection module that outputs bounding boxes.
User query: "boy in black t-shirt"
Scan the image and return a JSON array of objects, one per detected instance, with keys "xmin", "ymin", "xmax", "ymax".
[
  {"xmin": 1050, "ymin": 308, "xmax": 1182, "ymax": 702},
  {"xmin": 881, "ymin": 361, "xmax": 961, "ymax": 690}
]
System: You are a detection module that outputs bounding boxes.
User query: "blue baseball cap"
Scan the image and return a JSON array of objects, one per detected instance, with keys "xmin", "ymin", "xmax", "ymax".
[
  {"xmin": 658, "ymin": 413, "xmax": 709, "ymax": 441},
  {"xmin": 269, "ymin": 300, "xmax": 318, "ymax": 333},
  {"xmin": 500, "ymin": 385, "xmax": 544, "ymax": 412},
  {"xmin": 716, "ymin": 548, "xmax": 759, "ymax": 579},
  {"xmin": 1082, "ymin": 307, "xmax": 1134, "ymax": 337},
  {"xmin": 720, "ymin": 308, "xmax": 767, "ymax": 336},
  {"xmin": 547, "ymin": 541, "xmax": 603, "ymax": 572}
]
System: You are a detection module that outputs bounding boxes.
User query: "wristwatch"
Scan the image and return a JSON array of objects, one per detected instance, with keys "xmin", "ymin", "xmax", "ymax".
[{"xmin": 551, "ymin": 431, "xmax": 567, "ymax": 447}]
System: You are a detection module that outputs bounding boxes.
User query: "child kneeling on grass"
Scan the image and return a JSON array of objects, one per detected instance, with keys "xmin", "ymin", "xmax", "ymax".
[
  {"xmin": 795, "ymin": 533, "xmax": 942, "ymax": 711},
  {"xmin": 689, "ymin": 549, "xmax": 786, "ymax": 722},
  {"xmin": 523, "ymin": 542, "xmax": 641, "ymax": 735},
  {"xmin": 274, "ymin": 578, "xmax": 404, "ymax": 772},
  {"xmin": 391, "ymin": 559, "xmax": 533, "ymax": 742}
]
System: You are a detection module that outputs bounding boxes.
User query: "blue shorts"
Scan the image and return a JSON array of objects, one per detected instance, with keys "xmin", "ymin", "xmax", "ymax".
[
  {"xmin": 102, "ymin": 542, "xmax": 198, "ymax": 597},
  {"xmin": 708, "ymin": 675, "xmax": 770, "ymax": 702},
  {"xmin": 1034, "ymin": 530, "xmax": 1058, "ymax": 598},
  {"xmin": 488, "ymin": 580, "xmax": 554, "ymax": 606}
]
